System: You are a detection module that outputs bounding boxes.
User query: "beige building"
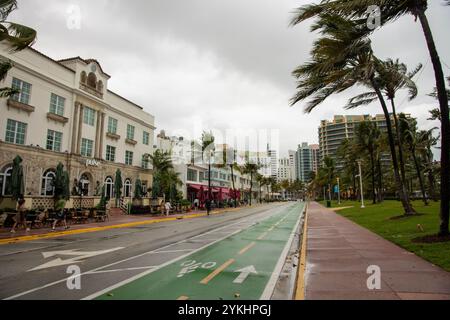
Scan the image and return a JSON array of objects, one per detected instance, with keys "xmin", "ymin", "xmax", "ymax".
[{"xmin": 0, "ymin": 45, "xmax": 155, "ymax": 209}]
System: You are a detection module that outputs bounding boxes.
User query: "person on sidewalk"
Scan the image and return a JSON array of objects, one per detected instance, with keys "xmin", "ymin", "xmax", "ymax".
[
  {"xmin": 10, "ymin": 199, "xmax": 29, "ymax": 233},
  {"xmin": 52, "ymin": 198, "xmax": 70, "ymax": 231},
  {"xmin": 165, "ymin": 201, "xmax": 172, "ymax": 216},
  {"xmin": 193, "ymin": 198, "xmax": 199, "ymax": 210}
]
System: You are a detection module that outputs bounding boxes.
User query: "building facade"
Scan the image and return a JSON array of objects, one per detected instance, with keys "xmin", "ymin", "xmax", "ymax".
[
  {"xmin": 318, "ymin": 114, "xmax": 409, "ymax": 167},
  {"xmin": 0, "ymin": 45, "xmax": 155, "ymax": 209},
  {"xmin": 296, "ymin": 142, "xmax": 317, "ymax": 183}
]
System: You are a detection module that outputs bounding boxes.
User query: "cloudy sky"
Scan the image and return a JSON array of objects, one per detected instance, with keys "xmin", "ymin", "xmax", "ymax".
[{"xmin": 11, "ymin": 0, "xmax": 449, "ymax": 158}]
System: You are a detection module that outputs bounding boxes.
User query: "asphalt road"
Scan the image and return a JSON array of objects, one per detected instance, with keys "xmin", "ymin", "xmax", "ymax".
[{"xmin": 0, "ymin": 202, "xmax": 305, "ymax": 300}]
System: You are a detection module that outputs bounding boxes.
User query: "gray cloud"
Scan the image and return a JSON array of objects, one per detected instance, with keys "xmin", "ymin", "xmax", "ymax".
[{"xmin": 11, "ymin": 0, "xmax": 450, "ymax": 158}]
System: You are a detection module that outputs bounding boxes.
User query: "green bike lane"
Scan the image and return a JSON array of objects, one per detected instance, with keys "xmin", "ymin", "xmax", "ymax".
[{"xmin": 92, "ymin": 202, "xmax": 305, "ymax": 300}]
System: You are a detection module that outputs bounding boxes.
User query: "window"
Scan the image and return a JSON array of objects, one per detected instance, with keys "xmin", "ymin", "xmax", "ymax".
[
  {"xmin": 11, "ymin": 78, "xmax": 32, "ymax": 104},
  {"xmin": 127, "ymin": 124, "xmax": 135, "ymax": 140},
  {"xmin": 105, "ymin": 177, "xmax": 114, "ymax": 199},
  {"xmin": 142, "ymin": 155, "xmax": 149, "ymax": 169},
  {"xmin": 108, "ymin": 117, "xmax": 118, "ymax": 134},
  {"xmin": 0, "ymin": 165, "xmax": 12, "ymax": 196},
  {"xmin": 87, "ymin": 72, "xmax": 97, "ymax": 88},
  {"xmin": 83, "ymin": 107, "xmax": 96, "ymax": 126},
  {"xmin": 199, "ymin": 172, "xmax": 205, "ymax": 182},
  {"xmin": 80, "ymin": 71, "xmax": 87, "ymax": 84},
  {"xmin": 187, "ymin": 169, "xmax": 198, "ymax": 182},
  {"xmin": 124, "ymin": 179, "xmax": 132, "ymax": 197},
  {"xmin": 49, "ymin": 93, "xmax": 65, "ymax": 116},
  {"xmin": 46, "ymin": 130, "xmax": 62, "ymax": 152},
  {"xmin": 143, "ymin": 131, "xmax": 150, "ymax": 145},
  {"xmin": 81, "ymin": 138, "xmax": 93, "ymax": 157},
  {"xmin": 125, "ymin": 151, "xmax": 134, "ymax": 165},
  {"xmin": 41, "ymin": 169, "xmax": 56, "ymax": 196},
  {"xmin": 5, "ymin": 119, "xmax": 27, "ymax": 145},
  {"xmin": 106, "ymin": 145, "xmax": 116, "ymax": 162}
]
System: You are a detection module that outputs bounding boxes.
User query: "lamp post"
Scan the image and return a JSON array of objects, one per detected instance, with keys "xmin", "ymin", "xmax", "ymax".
[
  {"xmin": 337, "ymin": 177, "xmax": 341, "ymax": 205},
  {"xmin": 357, "ymin": 160, "xmax": 365, "ymax": 209}
]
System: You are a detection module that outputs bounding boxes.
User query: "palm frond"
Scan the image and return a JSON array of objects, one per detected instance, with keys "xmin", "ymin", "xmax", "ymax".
[{"xmin": 0, "ymin": 21, "xmax": 36, "ymax": 51}]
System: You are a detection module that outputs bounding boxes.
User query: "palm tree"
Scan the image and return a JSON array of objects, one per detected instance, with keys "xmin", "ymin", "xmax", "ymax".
[
  {"xmin": 241, "ymin": 161, "xmax": 260, "ymax": 206},
  {"xmin": 0, "ymin": 0, "xmax": 37, "ymax": 97},
  {"xmin": 255, "ymin": 173, "xmax": 266, "ymax": 203},
  {"xmin": 202, "ymin": 131, "xmax": 215, "ymax": 214},
  {"xmin": 355, "ymin": 121, "xmax": 381, "ymax": 204},
  {"xmin": 417, "ymin": 128, "xmax": 439, "ymax": 202},
  {"xmin": 290, "ymin": 14, "xmax": 415, "ymax": 215},
  {"xmin": 347, "ymin": 59, "xmax": 422, "ymax": 203},
  {"xmin": 399, "ymin": 115, "xmax": 429, "ymax": 205},
  {"xmin": 290, "ymin": 0, "xmax": 449, "ymax": 235}
]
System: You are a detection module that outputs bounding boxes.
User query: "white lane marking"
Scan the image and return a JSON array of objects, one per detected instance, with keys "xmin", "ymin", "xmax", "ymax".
[
  {"xmin": 186, "ymin": 239, "xmax": 221, "ymax": 243},
  {"xmin": 260, "ymin": 205, "xmax": 305, "ymax": 300},
  {"xmin": 3, "ymin": 215, "xmax": 251, "ymax": 300},
  {"xmin": 86, "ymin": 266, "xmax": 157, "ymax": 274},
  {"xmin": 233, "ymin": 265, "xmax": 258, "ymax": 284},
  {"xmin": 29, "ymin": 248, "xmax": 125, "ymax": 272},
  {"xmin": 154, "ymin": 249, "xmax": 194, "ymax": 254}
]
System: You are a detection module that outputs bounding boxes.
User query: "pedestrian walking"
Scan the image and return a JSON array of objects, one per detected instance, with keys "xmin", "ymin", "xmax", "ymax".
[
  {"xmin": 165, "ymin": 201, "xmax": 172, "ymax": 216},
  {"xmin": 52, "ymin": 198, "xmax": 70, "ymax": 231},
  {"xmin": 193, "ymin": 198, "xmax": 199, "ymax": 210},
  {"xmin": 10, "ymin": 199, "xmax": 29, "ymax": 233}
]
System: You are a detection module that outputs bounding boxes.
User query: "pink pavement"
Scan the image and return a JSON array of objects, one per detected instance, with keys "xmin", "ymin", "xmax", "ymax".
[{"xmin": 305, "ymin": 202, "xmax": 450, "ymax": 300}]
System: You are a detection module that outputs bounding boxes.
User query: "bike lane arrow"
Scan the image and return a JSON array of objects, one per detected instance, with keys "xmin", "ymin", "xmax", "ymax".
[{"xmin": 233, "ymin": 265, "xmax": 258, "ymax": 284}]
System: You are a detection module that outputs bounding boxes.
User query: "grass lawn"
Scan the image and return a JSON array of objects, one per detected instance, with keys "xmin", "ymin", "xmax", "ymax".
[{"xmin": 322, "ymin": 200, "xmax": 450, "ymax": 272}]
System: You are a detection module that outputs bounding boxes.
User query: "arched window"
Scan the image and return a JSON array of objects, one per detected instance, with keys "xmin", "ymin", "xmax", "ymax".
[
  {"xmin": 41, "ymin": 169, "xmax": 56, "ymax": 196},
  {"xmin": 80, "ymin": 173, "xmax": 90, "ymax": 196},
  {"xmin": 105, "ymin": 176, "xmax": 114, "ymax": 199},
  {"xmin": 80, "ymin": 71, "xmax": 87, "ymax": 84},
  {"xmin": 87, "ymin": 72, "xmax": 97, "ymax": 88},
  {"xmin": 0, "ymin": 165, "xmax": 13, "ymax": 196},
  {"xmin": 97, "ymin": 80, "xmax": 104, "ymax": 93},
  {"xmin": 124, "ymin": 179, "xmax": 132, "ymax": 198}
]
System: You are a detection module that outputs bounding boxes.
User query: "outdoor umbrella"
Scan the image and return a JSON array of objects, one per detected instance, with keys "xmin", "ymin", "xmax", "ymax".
[
  {"xmin": 11, "ymin": 155, "xmax": 24, "ymax": 200},
  {"xmin": 114, "ymin": 169, "xmax": 123, "ymax": 206}
]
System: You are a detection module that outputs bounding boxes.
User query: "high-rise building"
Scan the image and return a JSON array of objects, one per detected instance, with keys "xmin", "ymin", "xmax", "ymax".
[
  {"xmin": 318, "ymin": 114, "xmax": 410, "ymax": 166},
  {"xmin": 288, "ymin": 150, "xmax": 297, "ymax": 181},
  {"xmin": 296, "ymin": 142, "xmax": 317, "ymax": 183},
  {"xmin": 277, "ymin": 157, "xmax": 294, "ymax": 182}
]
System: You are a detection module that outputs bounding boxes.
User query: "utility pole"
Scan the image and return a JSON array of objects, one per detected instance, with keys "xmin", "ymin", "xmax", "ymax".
[{"xmin": 357, "ymin": 160, "xmax": 365, "ymax": 209}]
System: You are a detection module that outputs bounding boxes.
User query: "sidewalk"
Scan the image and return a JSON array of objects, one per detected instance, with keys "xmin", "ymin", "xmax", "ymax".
[
  {"xmin": 301, "ymin": 202, "xmax": 450, "ymax": 300},
  {"xmin": 0, "ymin": 206, "xmax": 246, "ymax": 245}
]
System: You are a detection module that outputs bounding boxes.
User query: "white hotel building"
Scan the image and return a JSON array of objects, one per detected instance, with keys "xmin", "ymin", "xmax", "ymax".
[{"xmin": 0, "ymin": 44, "xmax": 155, "ymax": 209}]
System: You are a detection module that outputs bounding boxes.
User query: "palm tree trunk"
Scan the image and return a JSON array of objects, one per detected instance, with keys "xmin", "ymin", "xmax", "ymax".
[
  {"xmin": 377, "ymin": 158, "xmax": 384, "ymax": 203},
  {"xmin": 371, "ymin": 78, "xmax": 415, "ymax": 215},
  {"xmin": 427, "ymin": 168, "xmax": 438, "ymax": 202},
  {"xmin": 412, "ymin": 150, "xmax": 428, "ymax": 206},
  {"xmin": 230, "ymin": 164, "xmax": 237, "ymax": 208},
  {"xmin": 370, "ymin": 149, "xmax": 376, "ymax": 204},
  {"xmin": 417, "ymin": 9, "xmax": 450, "ymax": 235},
  {"xmin": 249, "ymin": 172, "xmax": 253, "ymax": 206},
  {"xmin": 390, "ymin": 99, "xmax": 408, "ymax": 190}
]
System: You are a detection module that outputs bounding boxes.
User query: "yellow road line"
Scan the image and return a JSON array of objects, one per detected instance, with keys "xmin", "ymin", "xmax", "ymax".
[
  {"xmin": 257, "ymin": 232, "xmax": 268, "ymax": 240},
  {"xmin": 200, "ymin": 259, "xmax": 235, "ymax": 285},
  {"xmin": 177, "ymin": 296, "xmax": 189, "ymax": 300},
  {"xmin": 295, "ymin": 204, "xmax": 309, "ymax": 300},
  {"xmin": 238, "ymin": 242, "xmax": 256, "ymax": 255},
  {"xmin": 0, "ymin": 206, "xmax": 244, "ymax": 246}
]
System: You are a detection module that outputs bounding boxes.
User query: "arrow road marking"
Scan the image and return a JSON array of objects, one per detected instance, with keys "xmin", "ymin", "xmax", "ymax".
[
  {"xmin": 233, "ymin": 265, "xmax": 257, "ymax": 284},
  {"xmin": 29, "ymin": 248, "xmax": 124, "ymax": 272}
]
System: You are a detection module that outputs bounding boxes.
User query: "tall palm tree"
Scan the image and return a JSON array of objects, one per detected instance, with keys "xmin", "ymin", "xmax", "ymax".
[
  {"xmin": 255, "ymin": 173, "xmax": 266, "ymax": 203},
  {"xmin": 418, "ymin": 128, "xmax": 439, "ymax": 202},
  {"xmin": 202, "ymin": 131, "xmax": 215, "ymax": 214},
  {"xmin": 291, "ymin": 0, "xmax": 449, "ymax": 235},
  {"xmin": 355, "ymin": 121, "xmax": 381, "ymax": 204},
  {"xmin": 290, "ymin": 14, "xmax": 415, "ymax": 215},
  {"xmin": 399, "ymin": 115, "xmax": 429, "ymax": 205},
  {"xmin": 347, "ymin": 58, "xmax": 422, "ymax": 202},
  {"xmin": 0, "ymin": 0, "xmax": 37, "ymax": 97},
  {"xmin": 241, "ymin": 161, "xmax": 260, "ymax": 206}
]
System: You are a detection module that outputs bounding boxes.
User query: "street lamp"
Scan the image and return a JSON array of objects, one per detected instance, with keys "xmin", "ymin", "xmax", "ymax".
[{"xmin": 357, "ymin": 160, "xmax": 365, "ymax": 209}]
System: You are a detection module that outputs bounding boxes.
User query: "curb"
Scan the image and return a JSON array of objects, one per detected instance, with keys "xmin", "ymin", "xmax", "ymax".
[{"xmin": 294, "ymin": 202, "xmax": 309, "ymax": 300}]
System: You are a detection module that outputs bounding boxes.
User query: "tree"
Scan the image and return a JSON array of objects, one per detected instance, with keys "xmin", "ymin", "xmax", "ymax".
[
  {"xmin": 255, "ymin": 173, "xmax": 266, "ymax": 203},
  {"xmin": 290, "ymin": 0, "xmax": 449, "ymax": 235},
  {"xmin": 399, "ymin": 115, "xmax": 429, "ymax": 205},
  {"xmin": 418, "ymin": 128, "xmax": 440, "ymax": 202},
  {"xmin": 290, "ymin": 13, "xmax": 414, "ymax": 215},
  {"xmin": 0, "ymin": 0, "xmax": 37, "ymax": 98},
  {"xmin": 202, "ymin": 131, "xmax": 215, "ymax": 214},
  {"xmin": 241, "ymin": 160, "xmax": 260, "ymax": 206}
]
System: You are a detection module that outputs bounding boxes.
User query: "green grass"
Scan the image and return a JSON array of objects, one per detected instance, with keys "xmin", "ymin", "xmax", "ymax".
[{"xmin": 325, "ymin": 200, "xmax": 450, "ymax": 272}]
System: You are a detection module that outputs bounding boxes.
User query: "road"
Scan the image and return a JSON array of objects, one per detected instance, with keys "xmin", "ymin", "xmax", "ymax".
[{"xmin": 0, "ymin": 202, "xmax": 305, "ymax": 300}]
